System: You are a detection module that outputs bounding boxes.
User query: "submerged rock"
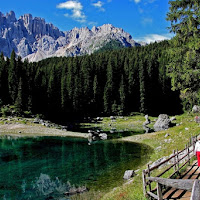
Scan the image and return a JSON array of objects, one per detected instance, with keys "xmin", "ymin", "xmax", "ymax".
[{"xmin": 64, "ymin": 186, "xmax": 88, "ymax": 196}]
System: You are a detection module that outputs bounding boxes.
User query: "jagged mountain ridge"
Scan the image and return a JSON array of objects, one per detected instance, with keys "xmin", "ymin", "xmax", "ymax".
[{"xmin": 0, "ymin": 11, "xmax": 141, "ymax": 62}]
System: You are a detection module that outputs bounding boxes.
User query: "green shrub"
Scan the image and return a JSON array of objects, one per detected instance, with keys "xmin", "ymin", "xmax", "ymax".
[{"xmin": 1, "ymin": 105, "xmax": 12, "ymax": 117}]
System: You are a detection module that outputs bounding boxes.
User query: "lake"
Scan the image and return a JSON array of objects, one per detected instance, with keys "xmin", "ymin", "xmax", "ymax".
[{"xmin": 0, "ymin": 135, "xmax": 152, "ymax": 200}]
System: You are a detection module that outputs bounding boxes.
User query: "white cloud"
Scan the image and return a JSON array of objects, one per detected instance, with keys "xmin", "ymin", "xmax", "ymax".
[
  {"xmin": 142, "ymin": 17, "xmax": 153, "ymax": 25},
  {"xmin": 57, "ymin": 1, "xmax": 82, "ymax": 10},
  {"xmin": 129, "ymin": 0, "xmax": 141, "ymax": 3},
  {"xmin": 92, "ymin": 1, "xmax": 105, "ymax": 11},
  {"xmin": 136, "ymin": 34, "xmax": 172, "ymax": 44},
  {"xmin": 149, "ymin": 0, "xmax": 156, "ymax": 3},
  {"xmin": 57, "ymin": 1, "xmax": 86, "ymax": 23}
]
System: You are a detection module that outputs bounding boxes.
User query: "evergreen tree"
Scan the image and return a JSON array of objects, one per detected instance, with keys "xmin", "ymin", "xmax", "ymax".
[
  {"xmin": 104, "ymin": 57, "xmax": 114, "ymax": 114},
  {"xmin": 61, "ymin": 66, "xmax": 68, "ymax": 110},
  {"xmin": 166, "ymin": 0, "xmax": 200, "ymax": 109},
  {"xmin": 139, "ymin": 60, "xmax": 147, "ymax": 114},
  {"xmin": 15, "ymin": 77, "xmax": 23, "ymax": 114},
  {"xmin": 119, "ymin": 75, "xmax": 126, "ymax": 114},
  {"xmin": 8, "ymin": 50, "xmax": 18, "ymax": 103},
  {"xmin": 0, "ymin": 53, "xmax": 9, "ymax": 105}
]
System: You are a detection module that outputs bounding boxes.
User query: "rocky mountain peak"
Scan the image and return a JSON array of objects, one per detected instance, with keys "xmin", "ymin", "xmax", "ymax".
[
  {"xmin": 0, "ymin": 11, "xmax": 142, "ymax": 62},
  {"xmin": 6, "ymin": 11, "xmax": 16, "ymax": 23}
]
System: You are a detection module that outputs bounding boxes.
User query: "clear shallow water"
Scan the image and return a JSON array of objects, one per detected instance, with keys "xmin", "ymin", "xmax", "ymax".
[{"xmin": 0, "ymin": 136, "xmax": 152, "ymax": 200}]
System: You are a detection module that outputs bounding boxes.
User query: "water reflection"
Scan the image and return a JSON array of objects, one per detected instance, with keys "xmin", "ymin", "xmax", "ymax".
[
  {"xmin": 0, "ymin": 136, "xmax": 152, "ymax": 199},
  {"xmin": 18, "ymin": 174, "xmax": 69, "ymax": 200}
]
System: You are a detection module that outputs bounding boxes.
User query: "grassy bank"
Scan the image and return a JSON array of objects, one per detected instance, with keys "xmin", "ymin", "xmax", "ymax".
[{"xmin": 98, "ymin": 113, "xmax": 200, "ymax": 200}]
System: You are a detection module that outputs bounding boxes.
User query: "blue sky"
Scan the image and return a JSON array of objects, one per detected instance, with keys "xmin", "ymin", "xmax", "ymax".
[{"xmin": 1, "ymin": 0, "xmax": 173, "ymax": 43}]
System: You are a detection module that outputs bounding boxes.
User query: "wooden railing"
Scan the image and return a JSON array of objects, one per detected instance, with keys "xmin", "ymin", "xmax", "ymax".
[
  {"xmin": 142, "ymin": 135, "xmax": 199, "ymax": 199},
  {"xmin": 146, "ymin": 177, "xmax": 200, "ymax": 200}
]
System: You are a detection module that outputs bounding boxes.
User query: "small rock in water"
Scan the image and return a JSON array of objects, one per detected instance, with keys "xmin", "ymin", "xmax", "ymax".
[
  {"xmin": 170, "ymin": 117, "xmax": 176, "ymax": 122},
  {"xmin": 99, "ymin": 133, "xmax": 107, "ymax": 140}
]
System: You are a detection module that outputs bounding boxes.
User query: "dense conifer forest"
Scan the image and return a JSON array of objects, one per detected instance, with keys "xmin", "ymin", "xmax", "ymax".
[
  {"xmin": 0, "ymin": 0, "xmax": 200, "ymax": 122},
  {"xmin": 0, "ymin": 40, "xmax": 182, "ymax": 120}
]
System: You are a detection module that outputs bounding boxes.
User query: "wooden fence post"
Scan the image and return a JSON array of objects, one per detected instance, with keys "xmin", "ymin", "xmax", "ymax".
[
  {"xmin": 192, "ymin": 137, "xmax": 195, "ymax": 153},
  {"xmin": 176, "ymin": 149, "xmax": 180, "ymax": 175},
  {"xmin": 148, "ymin": 164, "xmax": 152, "ymax": 192},
  {"xmin": 191, "ymin": 180, "xmax": 200, "ymax": 200},
  {"xmin": 142, "ymin": 170, "xmax": 147, "ymax": 197},
  {"xmin": 187, "ymin": 143, "xmax": 190, "ymax": 165},
  {"xmin": 173, "ymin": 149, "xmax": 177, "ymax": 172},
  {"xmin": 157, "ymin": 183, "xmax": 163, "ymax": 200}
]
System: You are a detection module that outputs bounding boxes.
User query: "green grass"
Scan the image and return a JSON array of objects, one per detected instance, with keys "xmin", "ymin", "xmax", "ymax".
[{"xmin": 95, "ymin": 112, "xmax": 199, "ymax": 200}]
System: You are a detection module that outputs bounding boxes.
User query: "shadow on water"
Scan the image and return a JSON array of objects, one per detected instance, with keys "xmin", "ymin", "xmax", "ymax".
[
  {"xmin": 70, "ymin": 124, "xmax": 146, "ymax": 139},
  {"xmin": 0, "ymin": 136, "xmax": 153, "ymax": 200}
]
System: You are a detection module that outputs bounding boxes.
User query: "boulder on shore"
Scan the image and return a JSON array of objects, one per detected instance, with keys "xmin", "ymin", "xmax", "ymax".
[
  {"xmin": 143, "ymin": 114, "xmax": 151, "ymax": 126},
  {"xmin": 192, "ymin": 105, "xmax": 200, "ymax": 113},
  {"xmin": 153, "ymin": 114, "xmax": 171, "ymax": 132},
  {"xmin": 123, "ymin": 170, "xmax": 135, "ymax": 180}
]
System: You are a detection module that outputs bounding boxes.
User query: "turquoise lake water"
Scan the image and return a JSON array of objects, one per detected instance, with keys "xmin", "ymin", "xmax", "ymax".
[{"xmin": 0, "ymin": 136, "xmax": 152, "ymax": 200}]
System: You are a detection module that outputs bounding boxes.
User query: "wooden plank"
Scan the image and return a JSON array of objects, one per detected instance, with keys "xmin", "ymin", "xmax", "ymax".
[
  {"xmin": 191, "ymin": 180, "xmax": 200, "ymax": 200},
  {"xmin": 163, "ymin": 163, "xmax": 199, "ymax": 199},
  {"xmin": 147, "ymin": 191, "xmax": 158, "ymax": 200},
  {"xmin": 180, "ymin": 162, "xmax": 198, "ymax": 178},
  {"xmin": 147, "ymin": 177, "xmax": 195, "ymax": 191},
  {"xmin": 163, "ymin": 188, "xmax": 177, "ymax": 199},
  {"xmin": 171, "ymin": 189, "xmax": 185, "ymax": 199},
  {"xmin": 181, "ymin": 191, "xmax": 192, "ymax": 199},
  {"xmin": 182, "ymin": 166, "xmax": 199, "ymax": 180},
  {"xmin": 170, "ymin": 166, "xmax": 199, "ymax": 198}
]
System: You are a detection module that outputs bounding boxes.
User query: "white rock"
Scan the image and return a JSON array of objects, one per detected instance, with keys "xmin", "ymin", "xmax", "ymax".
[{"xmin": 123, "ymin": 170, "xmax": 135, "ymax": 180}]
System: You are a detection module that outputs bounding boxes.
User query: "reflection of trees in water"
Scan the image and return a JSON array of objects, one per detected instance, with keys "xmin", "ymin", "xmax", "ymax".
[
  {"xmin": 4, "ymin": 174, "xmax": 71, "ymax": 200},
  {"xmin": 25, "ymin": 173, "xmax": 69, "ymax": 196}
]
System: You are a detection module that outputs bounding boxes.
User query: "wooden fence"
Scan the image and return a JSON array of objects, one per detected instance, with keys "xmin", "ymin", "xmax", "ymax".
[{"xmin": 142, "ymin": 135, "xmax": 199, "ymax": 199}]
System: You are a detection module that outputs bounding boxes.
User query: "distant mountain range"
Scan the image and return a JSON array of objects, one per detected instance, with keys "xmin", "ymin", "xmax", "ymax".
[{"xmin": 0, "ymin": 11, "xmax": 143, "ymax": 62}]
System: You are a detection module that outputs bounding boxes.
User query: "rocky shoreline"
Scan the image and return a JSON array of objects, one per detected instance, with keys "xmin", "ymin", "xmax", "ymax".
[{"xmin": 0, "ymin": 117, "xmax": 88, "ymax": 138}]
